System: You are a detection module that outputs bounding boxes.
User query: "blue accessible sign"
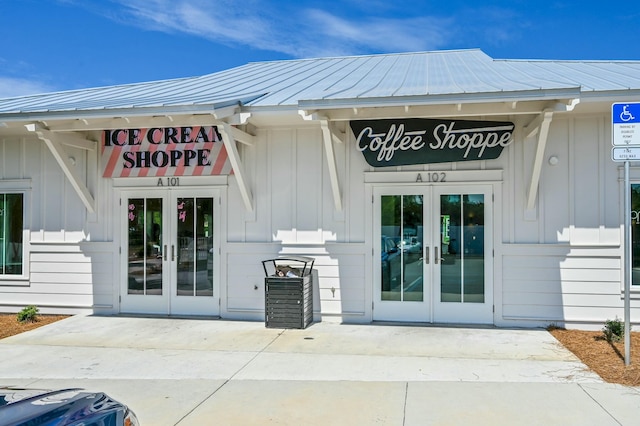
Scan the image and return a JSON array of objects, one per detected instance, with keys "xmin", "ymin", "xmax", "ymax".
[{"xmin": 612, "ymin": 103, "xmax": 640, "ymax": 146}]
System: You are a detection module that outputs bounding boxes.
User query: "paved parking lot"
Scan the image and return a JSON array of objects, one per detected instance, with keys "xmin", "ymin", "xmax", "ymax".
[{"xmin": 1, "ymin": 315, "xmax": 639, "ymax": 425}]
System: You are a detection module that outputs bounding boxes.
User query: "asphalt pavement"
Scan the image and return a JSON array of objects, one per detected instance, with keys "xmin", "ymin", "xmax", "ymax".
[{"xmin": 0, "ymin": 315, "xmax": 639, "ymax": 425}]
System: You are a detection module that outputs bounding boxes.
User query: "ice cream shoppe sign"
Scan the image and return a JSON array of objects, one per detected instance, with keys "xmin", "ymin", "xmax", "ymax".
[{"xmin": 101, "ymin": 125, "xmax": 233, "ymax": 178}]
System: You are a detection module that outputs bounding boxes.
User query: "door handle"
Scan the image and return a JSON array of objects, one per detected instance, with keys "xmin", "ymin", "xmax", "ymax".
[
  {"xmin": 171, "ymin": 245, "xmax": 175, "ymax": 261},
  {"xmin": 435, "ymin": 246, "xmax": 440, "ymax": 264},
  {"xmin": 423, "ymin": 246, "xmax": 429, "ymax": 264},
  {"xmin": 164, "ymin": 245, "xmax": 167, "ymax": 261}
]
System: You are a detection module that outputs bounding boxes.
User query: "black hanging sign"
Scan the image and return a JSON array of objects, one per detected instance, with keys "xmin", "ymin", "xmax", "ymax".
[{"xmin": 351, "ymin": 118, "xmax": 515, "ymax": 167}]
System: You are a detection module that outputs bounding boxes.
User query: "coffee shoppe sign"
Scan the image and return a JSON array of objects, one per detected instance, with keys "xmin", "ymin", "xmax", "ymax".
[
  {"xmin": 101, "ymin": 126, "xmax": 233, "ymax": 177},
  {"xmin": 351, "ymin": 118, "xmax": 514, "ymax": 166}
]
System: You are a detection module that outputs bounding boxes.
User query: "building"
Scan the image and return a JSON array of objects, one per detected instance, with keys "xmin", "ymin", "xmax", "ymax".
[{"xmin": 1, "ymin": 49, "xmax": 639, "ymax": 329}]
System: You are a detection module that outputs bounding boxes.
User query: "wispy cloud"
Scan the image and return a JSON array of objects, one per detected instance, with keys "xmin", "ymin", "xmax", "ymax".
[
  {"xmin": 293, "ymin": 10, "xmax": 452, "ymax": 57},
  {"xmin": 113, "ymin": 0, "xmax": 276, "ymax": 49},
  {"xmin": 74, "ymin": 0, "xmax": 456, "ymax": 58},
  {"xmin": 1, "ymin": 0, "xmax": 525, "ymax": 97},
  {"xmin": 0, "ymin": 56, "xmax": 56, "ymax": 98},
  {"xmin": 0, "ymin": 77, "xmax": 54, "ymax": 99}
]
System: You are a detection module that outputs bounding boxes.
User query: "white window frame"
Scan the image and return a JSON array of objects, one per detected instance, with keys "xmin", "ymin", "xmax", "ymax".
[{"xmin": 0, "ymin": 180, "xmax": 30, "ymax": 284}]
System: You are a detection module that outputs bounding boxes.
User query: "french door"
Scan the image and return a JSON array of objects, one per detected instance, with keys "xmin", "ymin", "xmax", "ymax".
[
  {"xmin": 373, "ymin": 185, "xmax": 493, "ymax": 324},
  {"xmin": 119, "ymin": 189, "xmax": 220, "ymax": 316}
]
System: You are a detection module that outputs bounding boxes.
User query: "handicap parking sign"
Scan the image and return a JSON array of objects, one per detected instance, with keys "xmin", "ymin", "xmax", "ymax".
[
  {"xmin": 613, "ymin": 103, "xmax": 639, "ymax": 124},
  {"xmin": 612, "ymin": 102, "xmax": 640, "ymax": 146}
]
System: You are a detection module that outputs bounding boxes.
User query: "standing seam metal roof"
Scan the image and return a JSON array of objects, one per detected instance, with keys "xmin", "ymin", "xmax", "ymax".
[{"xmin": 1, "ymin": 49, "xmax": 639, "ymax": 117}]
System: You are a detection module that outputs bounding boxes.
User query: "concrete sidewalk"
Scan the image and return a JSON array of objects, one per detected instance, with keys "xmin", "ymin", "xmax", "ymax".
[{"xmin": 0, "ymin": 315, "xmax": 638, "ymax": 425}]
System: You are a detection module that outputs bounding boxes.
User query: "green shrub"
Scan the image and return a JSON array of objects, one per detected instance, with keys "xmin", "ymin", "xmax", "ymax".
[
  {"xmin": 16, "ymin": 305, "xmax": 39, "ymax": 323},
  {"xmin": 546, "ymin": 323, "xmax": 563, "ymax": 331},
  {"xmin": 602, "ymin": 317, "xmax": 625, "ymax": 342}
]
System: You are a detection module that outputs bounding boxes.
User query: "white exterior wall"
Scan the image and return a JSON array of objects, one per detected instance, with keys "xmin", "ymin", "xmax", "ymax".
[
  {"xmin": 496, "ymin": 113, "xmax": 639, "ymax": 328},
  {"xmin": 221, "ymin": 124, "xmax": 369, "ymax": 322},
  {"xmin": 0, "ymin": 134, "xmax": 115, "ymax": 314},
  {"xmin": 1, "ymin": 108, "xmax": 639, "ymax": 329},
  {"xmin": 221, "ymin": 111, "xmax": 639, "ymax": 327}
]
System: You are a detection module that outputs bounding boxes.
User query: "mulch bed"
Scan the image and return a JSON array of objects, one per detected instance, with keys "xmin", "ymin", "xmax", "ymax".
[
  {"xmin": 549, "ymin": 328, "xmax": 640, "ymax": 386},
  {"xmin": 0, "ymin": 314, "xmax": 69, "ymax": 339}
]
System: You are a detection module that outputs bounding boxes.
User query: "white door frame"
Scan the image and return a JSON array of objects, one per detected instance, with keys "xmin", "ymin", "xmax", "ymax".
[
  {"xmin": 432, "ymin": 185, "xmax": 494, "ymax": 324},
  {"xmin": 117, "ymin": 187, "xmax": 221, "ymax": 316},
  {"xmin": 373, "ymin": 186, "xmax": 432, "ymax": 322},
  {"xmin": 119, "ymin": 189, "xmax": 169, "ymax": 315},
  {"xmin": 371, "ymin": 183, "xmax": 494, "ymax": 324}
]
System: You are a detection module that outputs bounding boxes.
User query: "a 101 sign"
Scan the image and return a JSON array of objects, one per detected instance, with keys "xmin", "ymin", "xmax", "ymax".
[{"xmin": 612, "ymin": 102, "xmax": 640, "ymax": 162}]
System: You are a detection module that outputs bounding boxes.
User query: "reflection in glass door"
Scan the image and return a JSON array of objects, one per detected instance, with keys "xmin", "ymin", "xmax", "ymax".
[
  {"xmin": 434, "ymin": 186, "xmax": 493, "ymax": 324},
  {"xmin": 381, "ymin": 194, "xmax": 424, "ymax": 302},
  {"xmin": 176, "ymin": 197, "xmax": 213, "ymax": 297},
  {"xmin": 373, "ymin": 185, "xmax": 492, "ymax": 324},
  {"xmin": 170, "ymin": 191, "xmax": 217, "ymax": 315},
  {"xmin": 439, "ymin": 194, "xmax": 485, "ymax": 303},
  {"xmin": 374, "ymin": 188, "xmax": 429, "ymax": 322},
  {"xmin": 121, "ymin": 189, "xmax": 219, "ymax": 316},
  {"xmin": 127, "ymin": 198, "xmax": 164, "ymax": 296}
]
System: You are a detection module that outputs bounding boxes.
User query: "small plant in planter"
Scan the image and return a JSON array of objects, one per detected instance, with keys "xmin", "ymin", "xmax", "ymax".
[
  {"xmin": 602, "ymin": 317, "xmax": 626, "ymax": 342},
  {"xmin": 16, "ymin": 305, "xmax": 39, "ymax": 323}
]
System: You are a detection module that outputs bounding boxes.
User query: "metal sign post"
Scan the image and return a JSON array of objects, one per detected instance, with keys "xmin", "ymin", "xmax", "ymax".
[
  {"xmin": 624, "ymin": 160, "xmax": 631, "ymax": 366},
  {"xmin": 612, "ymin": 102, "xmax": 640, "ymax": 366}
]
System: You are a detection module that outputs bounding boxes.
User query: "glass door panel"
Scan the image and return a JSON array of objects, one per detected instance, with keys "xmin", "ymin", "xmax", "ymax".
[
  {"xmin": 373, "ymin": 185, "xmax": 492, "ymax": 324},
  {"xmin": 127, "ymin": 198, "xmax": 163, "ymax": 295},
  {"xmin": 121, "ymin": 191, "xmax": 170, "ymax": 315},
  {"xmin": 374, "ymin": 188, "xmax": 429, "ymax": 322},
  {"xmin": 169, "ymin": 190, "xmax": 218, "ymax": 316},
  {"xmin": 381, "ymin": 194, "xmax": 424, "ymax": 302},
  {"xmin": 434, "ymin": 186, "xmax": 492, "ymax": 324},
  {"xmin": 175, "ymin": 197, "xmax": 214, "ymax": 297},
  {"xmin": 120, "ymin": 189, "xmax": 219, "ymax": 316},
  {"xmin": 439, "ymin": 194, "xmax": 485, "ymax": 303},
  {"xmin": 176, "ymin": 197, "xmax": 195, "ymax": 296}
]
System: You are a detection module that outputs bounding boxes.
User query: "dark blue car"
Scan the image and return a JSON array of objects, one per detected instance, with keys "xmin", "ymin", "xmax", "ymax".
[
  {"xmin": 381, "ymin": 236, "xmax": 401, "ymax": 292},
  {"xmin": 0, "ymin": 387, "xmax": 139, "ymax": 426}
]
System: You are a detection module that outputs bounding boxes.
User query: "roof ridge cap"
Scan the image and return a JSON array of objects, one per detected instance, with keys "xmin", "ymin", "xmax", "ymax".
[{"xmin": 246, "ymin": 48, "xmax": 488, "ymax": 65}]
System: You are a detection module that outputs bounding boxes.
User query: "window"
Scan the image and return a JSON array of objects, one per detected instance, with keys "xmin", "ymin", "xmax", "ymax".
[{"xmin": 0, "ymin": 193, "xmax": 23, "ymax": 275}]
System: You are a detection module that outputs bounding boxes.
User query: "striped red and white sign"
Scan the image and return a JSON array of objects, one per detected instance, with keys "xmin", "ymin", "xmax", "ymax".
[{"xmin": 101, "ymin": 126, "xmax": 233, "ymax": 177}]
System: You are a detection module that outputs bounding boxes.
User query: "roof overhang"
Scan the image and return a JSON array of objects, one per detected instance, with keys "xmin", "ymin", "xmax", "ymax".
[
  {"xmin": 0, "ymin": 93, "xmax": 267, "ymax": 129},
  {"xmin": 297, "ymin": 90, "xmax": 584, "ymax": 218},
  {"xmin": 9, "ymin": 97, "xmax": 260, "ymax": 214},
  {"xmin": 298, "ymin": 87, "xmax": 582, "ymax": 113},
  {"xmin": 575, "ymin": 89, "xmax": 640, "ymax": 102}
]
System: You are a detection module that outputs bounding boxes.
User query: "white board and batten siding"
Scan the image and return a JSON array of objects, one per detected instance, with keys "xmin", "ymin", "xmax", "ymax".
[
  {"xmin": 0, "ymin": 135, "xmax": 115, "ymax": 315},
  {"xmin": 2, "ymin": 96, "xmax": 639, "ymax": 329},
  {"xmin": 223, "ymin": 126, "xmax": 369, "ymax": 322},
  {"xmin": 223, "ymin": 243, "xmax": 368, "ymax": 323},
  {"xmin": 228, "ymin": 127, "xmax": 357, "ymax": 243},
  {"xmin": 496, "ymin": 115, "xmax": 639, "ymax": 328}
]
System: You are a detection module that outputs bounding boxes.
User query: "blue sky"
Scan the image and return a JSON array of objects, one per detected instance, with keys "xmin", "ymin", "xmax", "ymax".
[{"xmin": 1, "ymin": 0, "xmax": 640, "ymax": 98}]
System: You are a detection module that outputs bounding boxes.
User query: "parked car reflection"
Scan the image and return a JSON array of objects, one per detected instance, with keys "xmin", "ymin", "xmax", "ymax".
[
  {"xmin": 0, "ymin": 387, "xmax": 139, "ymax": 425},
  {"xmin": 381, "ymin": 236, "xmax": 401, "ymax": 293},
  {"xmin": 399, "ymin": 236, "xmax": 422, "ymax": 261}
]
